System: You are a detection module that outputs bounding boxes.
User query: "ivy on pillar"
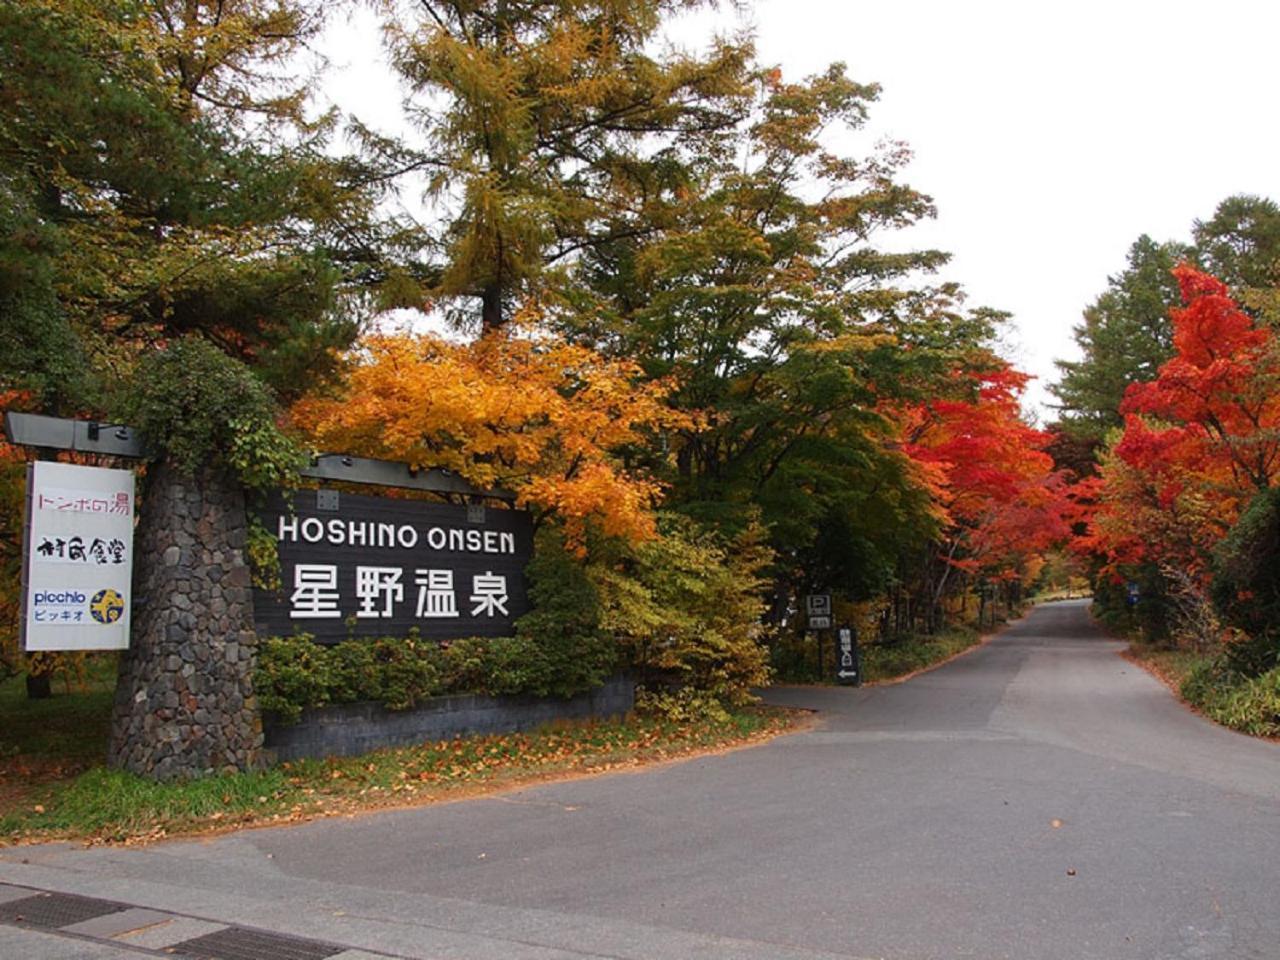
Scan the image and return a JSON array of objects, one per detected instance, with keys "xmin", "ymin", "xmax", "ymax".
[{"xmin": 107, "ymin": 339, "xmax": 305, "ymax": 780}]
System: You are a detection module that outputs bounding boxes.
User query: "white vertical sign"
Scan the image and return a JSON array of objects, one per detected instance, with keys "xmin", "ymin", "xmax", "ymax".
[{"xmin": 22, "ymin": 461, "xmax": 135, "ymax": 651}]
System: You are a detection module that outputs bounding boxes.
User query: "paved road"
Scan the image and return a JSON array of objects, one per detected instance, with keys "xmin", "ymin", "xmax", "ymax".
[{"xmin": 3, "ymin": 600, "xmax": 1279, "ymax": 960}]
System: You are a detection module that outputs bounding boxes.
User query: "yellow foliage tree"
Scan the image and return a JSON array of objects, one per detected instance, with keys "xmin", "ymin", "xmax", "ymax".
[{"xmin": 292, "ymin": 328, "xmax": 691, "ymax": 548}]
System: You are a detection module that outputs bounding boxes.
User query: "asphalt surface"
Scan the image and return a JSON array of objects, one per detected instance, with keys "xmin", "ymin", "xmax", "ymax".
[{"xmin": 3, "ymin": 600, "xmax": 1279, "ymax": 960}]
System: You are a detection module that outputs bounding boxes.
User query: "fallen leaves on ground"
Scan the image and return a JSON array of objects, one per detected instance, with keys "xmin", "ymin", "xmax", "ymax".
[{"xmin": 1, "ymin": 707, "xmax": 806, "ymax": 846}]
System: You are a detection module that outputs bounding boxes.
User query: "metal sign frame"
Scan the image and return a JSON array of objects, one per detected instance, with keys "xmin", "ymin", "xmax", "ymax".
[{"xmin": 3, "ymin": 412, "xmax": 511, "ymax": 502}]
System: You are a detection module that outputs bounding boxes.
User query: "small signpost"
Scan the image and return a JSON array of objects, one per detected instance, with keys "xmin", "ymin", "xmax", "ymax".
[
  {"xmin": 805, "ymin": 594, "xmax": 832, "ymax": 630},
  {"xmin": 836, "ymin": 624, "xmax": 861, "ymax": 686},
  {"xmin": 1126, "ymin": 582, "xmax": 1140, "ymax": 607},
  {"xmin": 21, "ymin": 461, "xmax": 135, "ymax": 651}
]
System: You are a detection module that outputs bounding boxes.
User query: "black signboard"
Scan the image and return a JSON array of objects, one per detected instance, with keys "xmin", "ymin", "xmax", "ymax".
[
  {"xmin": 253, "ymin": 490, "xmax": 534, "ymax": 643},
  {"xmin": 835, "ymin": 625, "xmax": 861, "ymax": 686}
]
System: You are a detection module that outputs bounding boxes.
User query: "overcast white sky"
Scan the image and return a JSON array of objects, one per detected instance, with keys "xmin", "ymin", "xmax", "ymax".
[{"xmin": 316, "ymin": 0, "xmax": 1280, "ymax": 420}]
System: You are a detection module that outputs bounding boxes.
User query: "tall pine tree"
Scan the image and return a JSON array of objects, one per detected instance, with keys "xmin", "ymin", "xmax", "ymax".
[
  {"xmin": 0, "ymin": 0, "xmax": 400, "ymax": 402},
  {"xmin": 1051, "ymin": 235, "xmax": 1187, "ymax": 442}
]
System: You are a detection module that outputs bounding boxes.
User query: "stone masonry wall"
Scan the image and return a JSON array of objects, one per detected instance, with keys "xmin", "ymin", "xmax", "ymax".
[
  {"xmin": 108, "ymin": 462, "xmax": 262, "ymax": 780},
  {"xmin": 263, "ymin": 678, "xmax": 636, "ymax": 762}
]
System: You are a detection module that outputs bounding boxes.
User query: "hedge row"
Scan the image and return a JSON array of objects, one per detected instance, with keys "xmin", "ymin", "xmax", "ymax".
[{"xmin": 255, "ymin": 633, "xmax": 613, "ymax": 724}]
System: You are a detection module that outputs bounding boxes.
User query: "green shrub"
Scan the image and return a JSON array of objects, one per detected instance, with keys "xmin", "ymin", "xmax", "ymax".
[
  {"xmin": 862, "ymin": 628, "xmax": 979, "ymax": 682},
  {"xmin": 121, "ymin": 337, "xmax": 305, "ymax": 493},
  {"xmin": 1178, "ymin": 657, "xmax": 1223, "ymax": 707},
  {"xmin": 325, "ymin": 640, "xmax": 380, "ymax": 703},
  {"xmin": 431, "ymin": 637, "xmax": 486, "ymax": 695},
  {"xmin": 634, "ymin": 686, "xmax": 731, "ymax": 724},
  {"xmin": 1210, "ymin": 489, "xmax": 1280, "ymax": 676},
  {"xmin": 256, "ymin": 631, "xmax": 611, "ymax": 723},
  {"xmin": 369, "ymin": 636, "xmax": 442, "ymax": 710},
  {"xmin": 768, "ymin": 630, "xmax": 823, "ymax": 682},
  {"xmin": 254, "ymin": 635, "xmax": 334, "ymax": 723},
  {"xmin": 460, "ymin": 636, "xmax": 546, "ymax": 696},
  {"xmin": 1216, "ymin": 669, "xmax": 1280, "ymax": 737},
  {"xmin": 591, "ymin": 513, "xmax": 772, "ymax": 705},
  {"xmin": 1180, "ymin": 659, "xmax": 1280, "ymax": 737},
  {"xmin": 514, "ymin": 528, "xmax": 617, "ymax": 697}
]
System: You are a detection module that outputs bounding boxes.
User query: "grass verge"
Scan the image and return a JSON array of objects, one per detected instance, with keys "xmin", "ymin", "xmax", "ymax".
[
  {"xmin": 861, "ymin": 623, "xmax": 990, "ymax": 685},
  {"xmin": 1125, "ymin": 643, "xmax": 1280, "ymax": 739},
  {"xmin": 0, "ymin": 666, "xmax": 116, "ymax": 816},
  {"xmin": 0, "ymin": 704, "xmax": 801, "ymax": 845},
  {"xmin": 772, "ymin": 620, "xmax": 1000, "ymax": 686}
]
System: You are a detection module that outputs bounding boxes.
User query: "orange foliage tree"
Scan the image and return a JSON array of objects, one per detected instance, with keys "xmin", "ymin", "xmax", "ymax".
[
  {"xmin": 1086, "ymin": 266, "xmax": 1280, "ymax": 586},
  {"xmin": 292, "ymin": 328, "xmax": 691, "ymax": 549}
]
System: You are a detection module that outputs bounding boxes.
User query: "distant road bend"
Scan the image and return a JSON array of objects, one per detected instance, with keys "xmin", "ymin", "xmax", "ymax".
[{"xmin": 3, "ymin": 599, "xmax": 1279, "ymax": 960}]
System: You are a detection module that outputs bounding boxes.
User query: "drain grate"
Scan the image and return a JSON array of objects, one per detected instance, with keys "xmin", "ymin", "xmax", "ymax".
[
  {"xmin": 172, "ymin": 925, "xmax": 345, "ymax": 960},
  {"xmin": 0, "ymin": 892, "xmax": 124, "ymax": 929}
]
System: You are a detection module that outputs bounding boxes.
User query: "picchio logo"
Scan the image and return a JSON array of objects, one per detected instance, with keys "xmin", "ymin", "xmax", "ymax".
[
  {"xmin": 34, "ymin": 591, "xmax": 87, "ymax": 605},
  {"xmin": 90, "ymin": 589, "xmax": 125, "ymax": 623}
]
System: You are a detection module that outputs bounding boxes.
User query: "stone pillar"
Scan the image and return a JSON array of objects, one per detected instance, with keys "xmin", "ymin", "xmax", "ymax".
[{"xmin": 108, "ymin": 461, "xmax": 263, "ymax": 780}]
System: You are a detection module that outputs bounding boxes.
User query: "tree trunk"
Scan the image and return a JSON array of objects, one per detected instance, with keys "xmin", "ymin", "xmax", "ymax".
[
  {"xmin": 481, "ymin": 284, "xmax": 503, "ymax": 332},
  {"xmin": 25, "ymin": 671, "xmax": 51, "ymax": 700}
]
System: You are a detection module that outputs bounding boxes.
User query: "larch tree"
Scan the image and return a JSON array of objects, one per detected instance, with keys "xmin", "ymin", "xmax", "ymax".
[
  {"xmin": 1192, "ymin": 194, "xmax": 1280, "ymax": 293},
  {"xmin": 381, "ymin": 0, "xmax": 753, "ymax": 331}
]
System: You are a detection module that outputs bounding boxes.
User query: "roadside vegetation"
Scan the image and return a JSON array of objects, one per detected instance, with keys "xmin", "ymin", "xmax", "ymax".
[
  {"xmin": 0, "ymin": 667, "xmax": 799, "ymax": 845},
  {"xmin": 2, "ymin": 0, "xmax": 1071, "ymax": 713},
  {"xmin": 1126, "ymin": 644, "xmax": 1280, "ymax": 738},
  {"xmin": 860, "ymin": 626, "xmax": 989, "ymax": 684},
  {"xmin": 1055, "ymin": 197, "xmax": 1280, "ymax": 739},
  {"xmin": 771, "ymin": 622, "xmax": 991, "ymax": 686}
]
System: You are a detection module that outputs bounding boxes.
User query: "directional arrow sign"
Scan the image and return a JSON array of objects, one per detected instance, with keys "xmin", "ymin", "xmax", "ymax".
[{"xmin": 836, "ymin": 625, "xmax": 861, "ymax": 686}]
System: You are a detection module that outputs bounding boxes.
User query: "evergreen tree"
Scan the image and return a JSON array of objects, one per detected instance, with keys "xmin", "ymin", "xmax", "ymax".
[
  {"xmin": 0, "ymin": 0, "xmax": 398, "ymax": 402},
  {"xmin": 1051, "ymin": 235, "xmax": 1187, "ymax": 441},
  {"xmin": 568, "ymin": 61, "xmax": 1000, "ymax": 610},
  {"xmin": 1193, "ymin": 194, "xmax": 1280, "ymax": 293}
]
